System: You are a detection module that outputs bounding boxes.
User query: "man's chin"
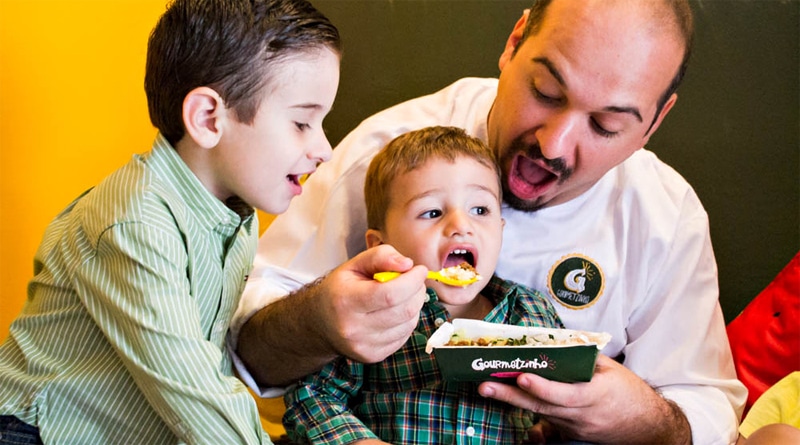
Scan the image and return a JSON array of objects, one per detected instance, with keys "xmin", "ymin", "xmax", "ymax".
[{"xmin": 502, "ymin": 190, "xmax": 547, "ymax": 213}]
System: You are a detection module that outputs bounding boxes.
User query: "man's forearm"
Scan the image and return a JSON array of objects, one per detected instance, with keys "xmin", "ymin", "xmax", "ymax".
[
  {"xmin": 236, "ymin": 279, "xmax": 337, "ymax": 387},
  {"xmin": 652, "ymin": 397, "xmax": 692, "ymax": 445},
  {"xmin": 616, "ymin": 393, "xmax": 692, "ymax": 445}
]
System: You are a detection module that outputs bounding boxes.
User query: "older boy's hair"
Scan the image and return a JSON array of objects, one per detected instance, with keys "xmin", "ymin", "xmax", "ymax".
[
  {"xmin": 145, "ymin": 0, "xmax": 341, "ymax": 145},
  {"xmin": 364, "ymin": 126, "xmax": 501, "ymax": 231}
]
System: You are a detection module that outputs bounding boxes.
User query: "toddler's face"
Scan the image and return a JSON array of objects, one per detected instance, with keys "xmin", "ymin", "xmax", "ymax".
[
  {"xmin": 214, "ymin": 47, "xmax": 340, "ymax": 214},
  {"xmin": 374, "ymin": 155, "xmax": 504, "ymax": 306}
]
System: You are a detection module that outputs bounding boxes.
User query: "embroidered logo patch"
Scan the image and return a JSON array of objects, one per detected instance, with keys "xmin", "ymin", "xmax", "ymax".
[{"xmin": 548, "ymin": 254, "xmax": 604, "ymax": 310}]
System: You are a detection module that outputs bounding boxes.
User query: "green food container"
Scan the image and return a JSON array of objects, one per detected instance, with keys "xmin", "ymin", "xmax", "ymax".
[{"xmin": 425, "ymin": 319, "xmax": 611, "ymax": 383}]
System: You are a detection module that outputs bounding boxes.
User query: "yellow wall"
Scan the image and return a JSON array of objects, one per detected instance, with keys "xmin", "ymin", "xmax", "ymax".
[
  {"xmin": 1, "ymin": 0, "xmax": 165, "ymax": 336},
  {"xmin": 0, "ymin": 0, "xmax": 277, "ymax": 339}
]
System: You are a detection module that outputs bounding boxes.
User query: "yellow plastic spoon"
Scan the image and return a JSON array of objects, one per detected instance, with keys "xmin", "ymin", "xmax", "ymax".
[{"xmin": 373, "ymin": 263, "xmax": 481, "ymax": 287}]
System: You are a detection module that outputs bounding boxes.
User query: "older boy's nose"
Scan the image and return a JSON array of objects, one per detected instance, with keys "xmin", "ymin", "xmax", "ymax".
[{"xmin": 310, "ymin": 136, "xmax": 333, "ymax": 163}]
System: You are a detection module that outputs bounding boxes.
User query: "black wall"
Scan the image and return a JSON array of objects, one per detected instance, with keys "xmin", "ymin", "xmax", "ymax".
[{"xmin": 313, "ymin": 0, "xmax": 800, "ymax": 323}]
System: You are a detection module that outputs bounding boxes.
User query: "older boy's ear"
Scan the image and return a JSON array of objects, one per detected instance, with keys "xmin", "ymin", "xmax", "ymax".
[
  {"xmin": 183, "ymin": 87, "xmax": 227, "ymax": 149},
  {"xmin": 365, "ymin": 229, "xmax": 385, "ymax": 249}
]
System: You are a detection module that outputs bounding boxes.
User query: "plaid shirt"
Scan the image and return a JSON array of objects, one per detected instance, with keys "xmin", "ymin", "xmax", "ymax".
[{"xmin": 284, "ymin": 275, "xmax": 564, "ymax": 445}]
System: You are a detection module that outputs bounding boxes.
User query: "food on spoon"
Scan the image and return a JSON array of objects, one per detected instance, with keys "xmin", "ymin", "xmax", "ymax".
[{"xmin": 438, "ymin": 262, "xmax": 481, "ymax": 283}]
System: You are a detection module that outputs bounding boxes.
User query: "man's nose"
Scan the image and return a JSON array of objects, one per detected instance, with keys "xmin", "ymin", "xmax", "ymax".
[{"xmin": 536, "ymin": 111, "xmax": 577, "ymax": 161}]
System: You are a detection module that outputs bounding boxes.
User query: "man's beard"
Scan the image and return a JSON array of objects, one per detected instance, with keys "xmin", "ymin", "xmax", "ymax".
[{"xmin": 500, "ymin": 139, "xmax": 572, "ymax": 213}]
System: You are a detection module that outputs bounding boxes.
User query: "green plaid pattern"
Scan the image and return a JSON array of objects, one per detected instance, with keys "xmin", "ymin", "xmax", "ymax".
[{"xmin": 285, "ymin": 275, "xmax": 563, "ymax": 444}]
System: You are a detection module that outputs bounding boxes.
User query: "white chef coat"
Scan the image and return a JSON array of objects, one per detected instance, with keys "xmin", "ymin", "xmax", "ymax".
[{"xmin": 231, "ymin": 77, "xmax": 747, "ymax": 445}]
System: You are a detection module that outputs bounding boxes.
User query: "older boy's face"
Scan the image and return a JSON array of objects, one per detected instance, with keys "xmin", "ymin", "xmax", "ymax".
[
  {"xmin": 214, "ymin": 47, "xmax": 340, "ymax": 214},
  {"xmin": 376, "ymin": 156, "xmax": 504, "ymax": 306}
]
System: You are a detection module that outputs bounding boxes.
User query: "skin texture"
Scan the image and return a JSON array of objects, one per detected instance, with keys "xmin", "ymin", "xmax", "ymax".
[
  {"xmin": 352, "ymin": 155, "xmax": 505, "ymax": 445},
  {"xmin": 179, "ymin": 48, "xmax": 340, "ymax": 215},
  {"xmin": 736, "ymin": 424, "xmax": 800, "ymax": 445},
  {"xmin": 238, "ymin": 1, "xmax": 694, "ymax": 443},
  {"xmin": 489, "ymin": 0, "xmax": 679, "ymax": 212},
  {"xmin": 365, "ymin": 156, "xmax": 504, "ymax": 320},
  {"xmin": 478, "ymin": 2, "xmax": 691, "ymax": 442}
]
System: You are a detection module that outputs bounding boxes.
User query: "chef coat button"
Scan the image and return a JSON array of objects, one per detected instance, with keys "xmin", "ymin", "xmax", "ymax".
[
  {"xmin": 466, "ymin": 426, "xmax": 476, "ymax": 437},
  {"xmin": 434, "ymin": 318, "xmax": 445, "ymax": 327}
]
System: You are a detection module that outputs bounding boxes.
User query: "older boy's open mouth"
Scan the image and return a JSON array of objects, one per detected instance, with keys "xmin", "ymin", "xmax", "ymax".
[{"xmin": 507, "ymin": 154, "xmax": 558, "ymax": 200}]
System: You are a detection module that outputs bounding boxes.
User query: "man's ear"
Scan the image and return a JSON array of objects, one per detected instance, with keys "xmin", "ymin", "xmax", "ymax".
[
  {"xmin": 642, "ymin": 93, "xmax": 678, "ymax": 144},
  {"xmin": 499, "ymin": 9, "xmax": 530, "ymax": 71},
  {"xmin": 183, "ymin": 86, "xmax": 227, "ymax": 149},
  {"xmin": 365, "ymin": 229, "xmax": 385, "ymax": 249}
]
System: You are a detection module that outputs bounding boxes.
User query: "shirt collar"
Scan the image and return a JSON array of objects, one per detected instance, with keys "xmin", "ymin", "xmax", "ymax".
[{"xmin": 146, "ymin": 133, "xmax": 254, "ymax": 230}]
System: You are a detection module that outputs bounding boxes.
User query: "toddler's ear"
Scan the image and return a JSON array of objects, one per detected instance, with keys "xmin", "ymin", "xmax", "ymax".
[
  {"xmin": 183, "ymin": 87, "xmax": 227, "ymax": 149},
  {"xmin": 365, "ymin": 229, "xmax": 385, "ymax": 249}
]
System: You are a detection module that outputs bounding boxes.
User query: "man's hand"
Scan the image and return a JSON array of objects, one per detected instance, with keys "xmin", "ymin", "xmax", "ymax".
[
  {"xmin": 238, "ymin": 244, "xmax": 428, "ymax": 387},
  {"xmin": 478, "ymin": 354, "xmax": 692, "ymax": 445},
  {"xmin": 313, "ymin": 244, "xmax": 429, "ymax": 363}
]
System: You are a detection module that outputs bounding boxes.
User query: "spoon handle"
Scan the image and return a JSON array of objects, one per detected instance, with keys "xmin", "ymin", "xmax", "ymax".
[
  {"xmin": 373, "ymin": 271, "xmax": 440, "ymax": 282},
  {"xmin": 373, "ymin": 271, "xmax": 402, "ymax": 282}
]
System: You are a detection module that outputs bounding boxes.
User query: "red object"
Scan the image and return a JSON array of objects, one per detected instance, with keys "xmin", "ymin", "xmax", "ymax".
[{"xmin": 726, "ymin": 252, "xmax": 800, "ymax": 416}]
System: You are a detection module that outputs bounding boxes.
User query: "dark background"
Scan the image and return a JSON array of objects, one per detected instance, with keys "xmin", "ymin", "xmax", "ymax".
[{"xmin": 313, "ymin": 0, "xmax": 800, "ymax": 323}]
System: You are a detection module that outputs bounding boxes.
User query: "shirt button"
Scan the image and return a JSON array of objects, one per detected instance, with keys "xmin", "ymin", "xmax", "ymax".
[
  {"xmin": 466, "ymin": 426, "xmax": 476, "ymax": 437},
  {"xmin": 424, "ymin": 294, "xmax": 430, "ymax": 303},
  {"xmin": 434, "ymin": 318, "xmax": 445, "ymax": 327}
]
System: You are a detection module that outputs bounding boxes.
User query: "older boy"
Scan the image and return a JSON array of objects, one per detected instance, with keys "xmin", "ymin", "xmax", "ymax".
[{"xmin": 0, "ymin": 0, "xmax": 340, "ymax": 443}]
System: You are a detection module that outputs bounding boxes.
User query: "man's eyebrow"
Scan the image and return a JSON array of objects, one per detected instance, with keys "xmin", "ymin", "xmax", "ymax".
[
  {"xmin": 291, "ymin": 103, "xmax": 323, "ymax": 110},
  {"xmin": 533, "ymin": 57, "xmax": 565, "ymax": 86},
  {"xmin": 533, "ymin": 56, "xmax": 643, "ymax": 122},
  {"xmin": 603, "ymin": 105, "xmax": 643, "ymax": 123}
]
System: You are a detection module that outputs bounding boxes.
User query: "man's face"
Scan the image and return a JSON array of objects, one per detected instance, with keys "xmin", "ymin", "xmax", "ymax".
[{"xmin": 488, "ymin": 0, "xmax": 683, "ymax": 211}]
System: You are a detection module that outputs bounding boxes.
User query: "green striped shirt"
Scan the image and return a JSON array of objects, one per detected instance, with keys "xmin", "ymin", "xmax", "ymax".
[{"xmin": 0, "ymin": 134, "xmax": 270, "ymax": 444}]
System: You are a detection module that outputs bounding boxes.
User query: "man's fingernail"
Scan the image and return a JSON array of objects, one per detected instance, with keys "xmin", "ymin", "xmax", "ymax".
[{"xmin": 480, "ymin": 386, "xmax": 495, "ymax": 397}]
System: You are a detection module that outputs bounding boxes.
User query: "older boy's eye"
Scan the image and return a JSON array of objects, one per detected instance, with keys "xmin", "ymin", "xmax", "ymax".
[
  {"xmin": 295, "ymin": 122, "xmax": 311, "ymax": 131},
  {"xmin": 420, "ymin": 209, "xmax": 442, "ymax": 219}
]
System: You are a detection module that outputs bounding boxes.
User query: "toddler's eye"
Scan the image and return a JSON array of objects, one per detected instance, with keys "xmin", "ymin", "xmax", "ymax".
[
  {"xmin": 295, "ymin": 122, "xmax": 311, "ymax": 131},
  {"xmin": 470, "ymin": 206, "xmax": 489, "ymax": 216},
  {"xmin": 420, "ymin": 209, "xmax": 442, "ymax": 219}
]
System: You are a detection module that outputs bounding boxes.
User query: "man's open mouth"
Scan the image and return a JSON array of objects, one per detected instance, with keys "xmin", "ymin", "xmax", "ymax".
[{"xmin": 507, "ymin": 154, "xmax": 558, "ymax": 200}]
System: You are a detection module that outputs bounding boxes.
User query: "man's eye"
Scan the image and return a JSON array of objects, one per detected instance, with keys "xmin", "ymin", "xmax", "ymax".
[
  {"xmin": 532, "ymin": 83, "xmax": 563, "ymax": 106},
  {"xmin": 295, "ymin": 122, "xmax": 311, "ymax": 131},
  {"xmin": 420, "ymin": 209, "xmax": 442, "ymax": 219},
  {"xmin": 590, "ymin": 118, "xmax": 619, "ymax": 138}
]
